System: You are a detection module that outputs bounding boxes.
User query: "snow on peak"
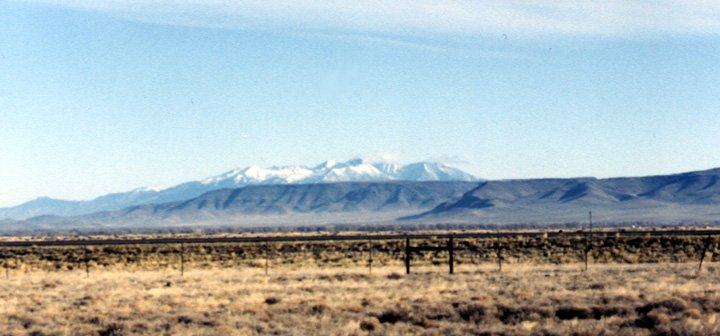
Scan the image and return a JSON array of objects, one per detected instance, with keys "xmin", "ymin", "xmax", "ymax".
[
  {"xmin": 395, "ymin": 161, "xmax": 477, "ymax": 181},
  {"xmin": 196, "ymin": 159, "xmax": 477, "ymax": 188},
  {"xmin": 320, "ymin": 160, "xmax": 384, "ymax": 182},
  {"xmin": 126, "ymin": 159, "xmax": 477, "ymax": 204},
  {"xmin": 0, "ymin": 158, "xmax": 479, "ymax": 220},
  {"xmin": 314, "ymin": 160, "xmax": 339, "ymax": 170},
  {"xmin": 130, "ymin": 186, "xmax": 163, "ymax": 193}
]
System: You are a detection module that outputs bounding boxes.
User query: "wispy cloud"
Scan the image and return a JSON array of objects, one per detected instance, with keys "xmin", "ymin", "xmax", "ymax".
[
  {"xmin": 26, "ymin": 0, "xmax": 720, "ymax": 37},
  {"xmin": 427, "ymin": 154, "xmax": 471, "ymax": 166},
  {"xmin": 297, "ymin": 31, "xmax": 530, "ymax": 59},
  {"xmin": 362, "ymin": 152, "xmax": 401, "ymax": 164}
]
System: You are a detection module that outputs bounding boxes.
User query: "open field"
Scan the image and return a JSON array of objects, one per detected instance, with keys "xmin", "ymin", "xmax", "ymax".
[
  {"xmin": 1, "ymin": 231, "xmax": 718, "ymax": 272},
  {"xmin": 2, "ymin": 231, "xmax": 719, "ymax": 335},
  {"xmin": 2, "ymin": 263, "xmax": 720, "ymax": 335}
]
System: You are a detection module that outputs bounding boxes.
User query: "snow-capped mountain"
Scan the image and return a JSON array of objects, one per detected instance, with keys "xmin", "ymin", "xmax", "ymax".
[
  {"xmin": 196, "ymin": 158, "xmax": 476, "ymax": 187},
  {"xmin": 5, "ymin": 167, "xmax": 720, "ymax": 233},
  {"xmin": 0, "ymin": 159, "xmax": 479, "ymax": 220}
]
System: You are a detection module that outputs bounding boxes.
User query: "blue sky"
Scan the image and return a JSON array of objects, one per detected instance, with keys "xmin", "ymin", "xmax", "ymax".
[{"xmin": 1, "ymin": 1, "xmax": 719, "ymax": 207}]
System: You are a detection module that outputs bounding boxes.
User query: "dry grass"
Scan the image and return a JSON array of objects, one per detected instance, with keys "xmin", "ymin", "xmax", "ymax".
[
  {"xmin": 1, "ymin": 232, "xmax": 718, "ymax": 335},
  {"xmin": 2, "ymin": 262, "xmax": 720, "ymax": 335},
  {"xmin": 1, "ymin": 234, "xmax": 717, "ymax": 273}
]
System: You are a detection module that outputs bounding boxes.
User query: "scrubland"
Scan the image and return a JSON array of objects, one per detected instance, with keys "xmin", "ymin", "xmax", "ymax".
[
  {"xmin": 2, "ymin": 263, "xmax": 720, "ymax": 335},
  {"xmin": 1, "ymin": 233, "xmax": 719, "ymax": 335},
  {"xmin": 2, "ymin": 233, "xmax": 718, "ymax": 272}
]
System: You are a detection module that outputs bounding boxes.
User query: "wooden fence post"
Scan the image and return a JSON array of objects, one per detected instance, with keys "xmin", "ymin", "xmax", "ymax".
[
  {"xmin": 405, "ymin": 238, "xmax": 411, "ymax": 274},
  {"xmin": 448, "ymin": 236, "xmax": 454, "ymax": 274},
  {"xmin": 84, "ymin": 247, "xmax": 90, "ymax": 278},
  {"xmin": 497, "ymin": 236, "xmax": 503, "ymax": 273},
  {"xmin": 368, "ymin": 239, "xmax": 373, "ymax": 275},
  {"xmin": 698, "ymin": 236, "xmax": 713, "ymax": 273},
  {"xmin": 137, "ymin": 246, "xmax": 142, "ymax": 271},
  {"xmin": 265, "ymin": 240, "xmax": 269, "ymax": 275},
  {"xmin": 585, "ymin": 211, "xmax": 592, "ymax": 272},
  {"xmin": 180, "ymin": 243, "xmax": 185, "ymax": 277}
]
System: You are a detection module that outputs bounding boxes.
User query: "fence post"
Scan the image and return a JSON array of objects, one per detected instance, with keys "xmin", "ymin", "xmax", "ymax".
[
  {"xmin": 264, "ymin": 240, "xmax": 269, "ymax": 275},
  {"xmin": 585, "ymin": 211, "xmax": 592, "ymax": 272},
  {"xmin": 368, "ymin": 239, "xmax": 373, "ymax": 275},
  {"xmin": 698, "ymin": 236, "xmax": 713, "ymax": 273},
  {"xmin": 137, "ymin": 246, "xmax": 142, "ymax": 271},
  {"xmin": 497, "ymin": 235, "xmax": 503, "ymax": 273},
  {"xmin": 448, "ymin": 236, "xmax": 454, "ymax": 274},
  {"xmin": 405, "ymin": 237, "xmax": 411, "ymax": 274},
  {"xmin": 84, "ymin": 247, "xmax": 90, "ymax": 278},
  {"xmin": 180, "ymin": 243, "xmax": 184, "ymax": 277}
]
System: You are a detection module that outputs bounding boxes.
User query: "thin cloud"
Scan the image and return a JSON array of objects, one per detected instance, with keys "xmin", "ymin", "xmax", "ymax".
[
  {"xmin": 362, "ymin": 152, "xmax": 401, "ymax": 164},
  {"xmin": 427, "ymin": 155, "xmax": 471, "ymax": 165},
  {"xmin": 26, "ymin": 0, "xmax": 720, "ymax": 37},
  {"xmin": 300, "ymin": 32, "xmax": 530, "ymax": 59}
]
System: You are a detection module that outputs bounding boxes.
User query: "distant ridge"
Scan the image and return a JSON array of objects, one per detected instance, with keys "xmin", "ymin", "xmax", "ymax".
[
  {"xmin": 2, "ymin": 166, "xmax": 720, "ymax": 233},
  {"xmin": 0, "ymin": 159, "xmax": 479, "ymax": 220},
  {"xmin": 404, "ymin": 167, "xmax": 720, "ymax": 223},
  {"xmin": 1, "ymin": 167, "xmax": 720, "ymax": 233}
]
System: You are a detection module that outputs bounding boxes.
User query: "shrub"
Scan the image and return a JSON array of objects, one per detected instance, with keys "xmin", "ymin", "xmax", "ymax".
[
  {"xmin": 377, "ymin": 308, "xmax": 411, "ymax": 324},
  {"xmin": 177, "ymin": 316, "xmax": 193, "ymax": 324},
  {"xmin": 591, "ymin": 305, "xmax": 633, "ymax": 319},
  {"xmin": 456, "ymin": 304, "xmax": 488, "ymax": 323},
  {"xmin": 555, "ymin": 306, "xmax": 593, "ymax": 320},
  {"xmin": 386, "ymin": 273, "xmax": 403, "ymax": 280},
  {"xmin": 264, "ymin": 297, "xmax": 281, "ymax": 305},
  {"xmin": 496, "ymin": 305, "xmax": 551, "ymax": 325},
  {"xmin": 309, "ymin": 303, "xmax": 329, "ymax": 315},
  {"xmin": 98, "ymin": 323, "xmax": 125, "ymax": 336},
  {"xmin": 684, "ymin": 308, "xmax": 702, "ymax": 319},
  {"xmin": 359, "ymin": 317, "xmax": 380, "ymax": 331},
  {"xmin": 635, "ymin": 312, "xmax": 671, "ymax": 329},
  {"xmin": 636, "ymin": 298, "xmax": 688, "ymax": 315}
]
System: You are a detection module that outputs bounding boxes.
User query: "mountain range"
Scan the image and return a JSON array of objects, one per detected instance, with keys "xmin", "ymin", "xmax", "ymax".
[
  {"xmin": 407, "ymin": 167, "xmax": 720, "ymax": 225},
  {"xmin": 2, "ymin": 164, "xmax": 720, "ymax": 233},
  {"xmin": 0, "ymin": 159, "xmax": 478, "ymax": 220}
]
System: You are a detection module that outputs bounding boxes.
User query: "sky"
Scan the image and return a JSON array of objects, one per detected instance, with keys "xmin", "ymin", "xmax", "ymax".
[{"xmin": 1, "ymin": 1, "xmax": 719, "ymax": 207}]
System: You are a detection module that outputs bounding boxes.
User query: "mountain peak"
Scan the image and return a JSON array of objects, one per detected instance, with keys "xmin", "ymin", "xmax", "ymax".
[
  {"xmin": 314, "ymin": 160, "xmax": 339, "ymax": 170},
  {"xmin": 346, "ymin": 158, "xmax": 365, "ymax": 166},
  {"xmin": 0, "ymin": 159, "xmax": 479, "ymax": 220}
]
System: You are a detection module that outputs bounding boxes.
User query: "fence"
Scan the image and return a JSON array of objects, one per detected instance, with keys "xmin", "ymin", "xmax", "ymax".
[{"xmin": 0, "ymin": 229, "xmax": 718, "ymax": 278}]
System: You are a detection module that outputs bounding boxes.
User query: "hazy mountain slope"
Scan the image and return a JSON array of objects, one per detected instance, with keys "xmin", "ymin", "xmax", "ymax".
[
  {"xmin": 66, "ymin": 181, "xmax": 479, "ymax": 228},
  {"xmin": 412, "ymin": 168, "xmax": 720, "ymax": 224},
  {"xmin": 0, "ymin": 197, "xmax": 86, "ymax": 219},
  {"xmin": 0, "ymin": 159, "xmax": 479, "ymax": 220},
  {"xmin": 3, "ymin": 167, "xmax": 720, "ymax": 233}
]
